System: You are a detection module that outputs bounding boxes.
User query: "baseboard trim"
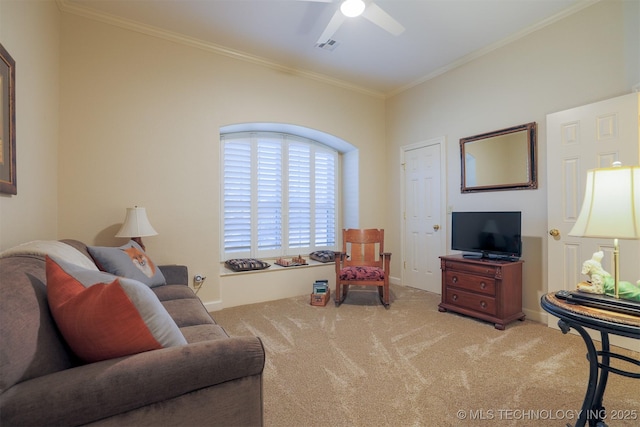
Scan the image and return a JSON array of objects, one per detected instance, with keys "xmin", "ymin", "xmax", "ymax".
[
  {"xmin": 523, "ymin": 307, "xmax": 547, "ymax": 324},
  {"xmin": 204, "ymin": 299, "xmax": 223, "ymax": 312}
]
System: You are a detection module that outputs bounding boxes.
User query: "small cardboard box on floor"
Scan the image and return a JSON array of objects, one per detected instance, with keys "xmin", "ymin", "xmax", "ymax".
[
  {"xmin": 310, "ymin": 289, "xmax": 330, "ymax": 306},
  {"xmin": 311, "ymin": 280, "xmax": 329, "ymax": 306}
]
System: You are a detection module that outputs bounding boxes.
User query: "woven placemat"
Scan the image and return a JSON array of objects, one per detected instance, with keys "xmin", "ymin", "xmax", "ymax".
[{"xmin": 545, "ymin": 293, "xmax": 640, "ymax": 328}]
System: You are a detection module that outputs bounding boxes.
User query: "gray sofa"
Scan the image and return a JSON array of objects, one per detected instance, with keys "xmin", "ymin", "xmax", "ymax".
[{"xmin": 0, "ymin": 239, "xmax": 265, "ymax": 426}]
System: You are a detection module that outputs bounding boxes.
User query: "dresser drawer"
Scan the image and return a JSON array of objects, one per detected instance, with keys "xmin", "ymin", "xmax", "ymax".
[
  {"xmin": 444, "ymin": 271, "xmax": 496, "ymax": 295},
  {"xmin": 440, "ymin": 255, "xmax": 524, "ymax": 330},
  {"xmin": 444, "ymin": 260, "xmax": 498, "ymax": 277},
  {"xmin": 445, "ymin": 288, "xmax": 497, "ymax": 316}
]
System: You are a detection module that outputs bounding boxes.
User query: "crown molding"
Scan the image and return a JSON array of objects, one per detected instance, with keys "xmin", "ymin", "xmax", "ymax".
[
  {"xmin": 55, "ymin": 0, "xmax": 385, "ymax": 99},
  {"xmin": 56, "ymin": 0, "xmax": 600, "ymax": 100}
]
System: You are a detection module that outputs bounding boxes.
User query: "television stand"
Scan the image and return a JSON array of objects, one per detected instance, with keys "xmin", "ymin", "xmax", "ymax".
[{"xmin": 438, "ymin": 254, "xmax": 525, "ymax": 330}]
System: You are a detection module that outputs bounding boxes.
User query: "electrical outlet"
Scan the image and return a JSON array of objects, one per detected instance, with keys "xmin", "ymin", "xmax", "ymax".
[{"xmin": 193, "ymin": 274, "xmax": 206, "ymax": 293}]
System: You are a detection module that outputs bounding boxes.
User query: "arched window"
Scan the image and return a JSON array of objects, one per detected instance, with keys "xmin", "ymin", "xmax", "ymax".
[{"xmin": 221, "ymin": 131, "xmax": 342, "ymax": 259}]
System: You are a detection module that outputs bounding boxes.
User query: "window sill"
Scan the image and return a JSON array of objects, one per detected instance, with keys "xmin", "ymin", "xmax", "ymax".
[{"xmin": 219, "ymin": 258, "xmax": 334, "ymax": 277}]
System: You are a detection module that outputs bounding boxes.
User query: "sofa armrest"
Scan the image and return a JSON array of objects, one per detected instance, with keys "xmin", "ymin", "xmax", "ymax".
[
  {"xmin": 0, "ymin": 336, "xmax": 265, "ymax": 426},
  {"xmin": 159, "ymin": 264, "xmax": 188, "ymax": 285}
]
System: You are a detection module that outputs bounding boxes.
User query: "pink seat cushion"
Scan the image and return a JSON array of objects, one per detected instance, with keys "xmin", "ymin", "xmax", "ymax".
[{"xmin": 339, "ymin": 266, "xmax": 385, "ymax": 281}]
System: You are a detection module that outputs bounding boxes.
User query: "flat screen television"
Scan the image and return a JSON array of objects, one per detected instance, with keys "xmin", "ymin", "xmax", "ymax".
[{"xmin": 451, "ymin": 211, "xmax": 522, "ymax": 260}]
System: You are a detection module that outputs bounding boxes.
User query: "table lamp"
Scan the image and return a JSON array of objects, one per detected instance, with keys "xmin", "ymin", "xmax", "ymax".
[
  {"xmin": 568, "ymin": 162, "xmax": 640, "ymax": 298},
  {"xmin": 115, "ymin": 206, "xmax": 158, "ymax": 251}
]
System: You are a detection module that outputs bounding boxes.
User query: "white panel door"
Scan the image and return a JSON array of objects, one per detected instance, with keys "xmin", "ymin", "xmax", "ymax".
[
  {"xmin": 546, "ymin": 92, "xmax": 639, "ymax": 350},
  {"xmin": 402, "ymin": 139, "xmax": 445, "ymax": 294}
]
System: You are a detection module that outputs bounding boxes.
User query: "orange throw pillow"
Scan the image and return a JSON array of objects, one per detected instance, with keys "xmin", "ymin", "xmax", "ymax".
[{"xmin": 46, "ymin": 256, "xmax": 186, "ymax": 363}]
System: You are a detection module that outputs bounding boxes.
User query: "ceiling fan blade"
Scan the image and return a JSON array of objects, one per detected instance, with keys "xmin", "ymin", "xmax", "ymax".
[
  {"xmin": 362, "ymin": 2, "xmax": 405, "ymax": 36},
  {"xmin": 316, "ymin": 9, "xmax": 346, "ymax": 44}
]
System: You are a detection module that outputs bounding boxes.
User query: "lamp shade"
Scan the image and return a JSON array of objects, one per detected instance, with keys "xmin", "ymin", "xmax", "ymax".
[
  {"xmin": 568, "ymin": 164, "xmax": 640, "ymax": 239},
  {"xmin": 115, "ymin": 207, "xmax": 158, "ymax": 238}
]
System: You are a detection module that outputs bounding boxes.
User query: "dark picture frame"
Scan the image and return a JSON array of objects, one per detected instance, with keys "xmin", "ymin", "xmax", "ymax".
[{"xmin": 0, "ymin": 43, "xmax": 16, "ymax": 195}]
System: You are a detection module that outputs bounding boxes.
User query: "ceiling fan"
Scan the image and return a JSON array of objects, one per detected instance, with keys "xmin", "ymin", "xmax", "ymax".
[{"xmin": 301, "ymin": 0, "xmax": 405, "ymax": 45}]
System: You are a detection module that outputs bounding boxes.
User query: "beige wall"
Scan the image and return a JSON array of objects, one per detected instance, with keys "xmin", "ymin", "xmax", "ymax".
[
  {"xmin": 386, "ymin": 0, "xmax": 639, "ymax": 321},
  {"xmin": 57, "ymin": 12, "xmax": 387, "ymax": 307},
  {"xmin": 0, "ymin": 0, "xmax": 60, "ymax": 248}
]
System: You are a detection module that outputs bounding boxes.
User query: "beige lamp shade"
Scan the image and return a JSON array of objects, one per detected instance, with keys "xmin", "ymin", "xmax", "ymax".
[
  {"xmin": 115, "ymin": 207, "xmax": 158, "ymax": 238},
  {"xmin": 568, "ymin": 164, "xmax": 640, "ymax": 239}
]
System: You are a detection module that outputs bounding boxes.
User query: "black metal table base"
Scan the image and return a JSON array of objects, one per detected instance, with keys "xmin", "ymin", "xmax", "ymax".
[{"xmin": 557, "ymin": 318, "xmax": 640, "ymax": 427}]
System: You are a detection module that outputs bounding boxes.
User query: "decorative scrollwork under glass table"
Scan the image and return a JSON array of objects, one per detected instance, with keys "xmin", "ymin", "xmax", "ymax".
[{"xmin": 540, "ymin": 292, "xmax": 639, "ymax": 427}]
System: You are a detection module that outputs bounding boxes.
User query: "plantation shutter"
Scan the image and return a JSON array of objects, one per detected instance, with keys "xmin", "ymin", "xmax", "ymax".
[
  {"xmin": 314, "ymin": 149, "xmax": 336, "ymax": 247},
  {"xmin": 222, "ymin": 132, "xmax": 337, "ymax": 259},
  {"xmin": 222, "ymin": 138, "xmax": 252, "ymax": 255},
  {"xmin": 257, "ymin": 137, "xmax": 282, "ymax": 253},
  {"xmin": 288, "ymin": 141, "xmax": 311, "ymax": 249}
]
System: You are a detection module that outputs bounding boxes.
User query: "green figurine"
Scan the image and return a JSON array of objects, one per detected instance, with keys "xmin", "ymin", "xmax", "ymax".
[{"xmin": 577, "ymin": 251, "xmax": 640, "ymax": 302}]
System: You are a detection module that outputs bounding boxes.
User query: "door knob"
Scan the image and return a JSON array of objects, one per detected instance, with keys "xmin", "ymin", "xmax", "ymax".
[
  {"xmin": 433, "ymin": 224, "xmax": 440, "ymax": 231},
  {"xmin": 549, "ymin": 229, "xmax": 560, "ymax": 237}
]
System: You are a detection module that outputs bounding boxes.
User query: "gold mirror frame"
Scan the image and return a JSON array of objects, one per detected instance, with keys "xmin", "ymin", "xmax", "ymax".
[{"xmin": 460, "ymin": 122, "xmax": 537, "ymax": 193}]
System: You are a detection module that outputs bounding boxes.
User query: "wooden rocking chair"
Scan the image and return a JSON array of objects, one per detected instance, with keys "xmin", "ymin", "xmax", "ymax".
[{"xmin": 334, "ymin": 229, "xmax": 392, "ymax": 308}]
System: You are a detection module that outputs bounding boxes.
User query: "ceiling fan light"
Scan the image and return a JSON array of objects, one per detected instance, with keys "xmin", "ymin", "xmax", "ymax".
[{"xmin": 340, "ymin": 0, "xmax": 365, "ymax": 18}]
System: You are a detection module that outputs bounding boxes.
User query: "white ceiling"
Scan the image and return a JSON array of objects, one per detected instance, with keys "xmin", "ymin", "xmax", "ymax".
[{"xmin": 61, "ymin": 0, "xmax": 592, "ymax": 96}]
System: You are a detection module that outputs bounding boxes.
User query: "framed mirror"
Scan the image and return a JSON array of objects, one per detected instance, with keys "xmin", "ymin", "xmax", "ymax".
[{"xmin": 460, "ymin": 122, "xmax": 537, "ymax": 193}]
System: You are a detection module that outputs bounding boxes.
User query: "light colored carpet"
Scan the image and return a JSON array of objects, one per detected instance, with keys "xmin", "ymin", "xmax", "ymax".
[{"xmin": 214, "ymin": 284, "xmax": 640, "ymax": 426}]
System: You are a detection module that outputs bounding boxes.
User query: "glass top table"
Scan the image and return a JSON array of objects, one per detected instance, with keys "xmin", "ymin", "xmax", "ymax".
[{"xmin": 540, "ymin": 292, "xmax": 639, "ymax": 427}]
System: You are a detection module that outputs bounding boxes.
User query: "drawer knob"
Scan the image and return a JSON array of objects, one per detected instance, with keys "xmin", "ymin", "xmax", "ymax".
[
  {"xmin": 452, "ymin": 294, "xmax": 458, "ymax": 301},
  {"xmin": 480, "ymin": 282, "xmax": 486, "ymax": 289},
  {"xmin": 452, "ymin": 276, "xmax": 458, "ymax": 283},
  {"xmin": 480, "ymin": 301, "xmax": 487, "ymax": 308}
]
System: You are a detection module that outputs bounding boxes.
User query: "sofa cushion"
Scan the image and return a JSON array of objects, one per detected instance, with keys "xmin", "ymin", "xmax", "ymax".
[
  {"xmin": 46, "ymin": 256, "xmax": 187, "ymax": 363},
  {"xmin": 0, "ymin": 256, "xmax": 75, "ymax": 394},
  {"xmin": 162, "ymin": 298, "xmax": 217, "ymax": 328},
  {"xmin": 88, "ymin": 241, "xmax": 166, "ymax": 287},
  {"xmin": 157, "ymin": 264, "xmax": 188, "ymax": 286},
  {"xmin": 225, "ymin": 258, "xmax": 270, "ymax": 272},
  {"xmin": 153, "ymin": 284, "xmax": 201, "ymax": 302}
]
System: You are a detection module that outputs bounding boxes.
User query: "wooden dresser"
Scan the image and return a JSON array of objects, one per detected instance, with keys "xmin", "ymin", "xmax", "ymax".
[{"xmin": 438, "ymin": 255, "xmax": 525, "ymax": 330}]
